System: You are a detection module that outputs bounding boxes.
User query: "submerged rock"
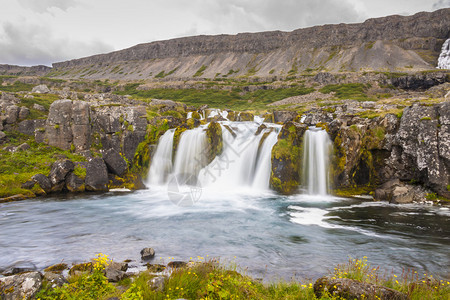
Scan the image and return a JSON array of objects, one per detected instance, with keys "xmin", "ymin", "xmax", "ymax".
[{"xmin": 140, "ymin": 247, "xmax": 155, "ymax": 260}]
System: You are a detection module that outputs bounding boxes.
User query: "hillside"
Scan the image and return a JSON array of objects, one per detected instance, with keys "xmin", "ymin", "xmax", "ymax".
[{"xmin": 44, "ymin": 8, "xmax": 450, "ymax": 80}]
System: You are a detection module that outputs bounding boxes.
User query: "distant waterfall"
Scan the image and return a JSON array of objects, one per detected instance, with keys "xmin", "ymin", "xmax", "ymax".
[
  {"xmin": 438, "ymin": 38, "xmax": 450, "ymax": 69},
  {"xmin": 148, "ymin": 129, "xmax": 175, "ymax": 185},
  {"xmin": 302, "ymin": 128, "xmax": 332, "ymax": 195}
]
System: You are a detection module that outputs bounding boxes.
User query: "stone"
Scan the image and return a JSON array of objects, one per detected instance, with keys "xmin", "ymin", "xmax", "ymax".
[
  {"xmin": 273, "ymin": 110, "xmax": 298, "ymax": 123},
  {"xmin": 390, "ymin": 186, "xmax": 414, "ymax": 204},
  {"xmin": 105, "ymin": 262, "xmax": 128, "ymax": 282},
  {"xmin": 270, "ymin": 122, "xmax": 308, "ymax": 194},
  {"xmin": 205, "ymin": 121, "xmax": 223, "ymax": 165},
  {"xmin": 146, "ymin": 264, "xmax": 166, "ymax": 273},
  {"xmin": 18, "ymin": 106, "xmax": 30, "ymax": 120},
  {"xmin": 237, "ymin": 112, "xmax": 254, "ymax": 122},
  {"xmin": 5, "ymin": 105, "xmax": 19, "ymax": 124},
  {"xmin": 21, "ymin": 181, "xmax": 35, "ymax": 190},
  {"xmin": 16, "ymin": 142, "xmax": 30, "ymax": 151},
  {"xmin": 31, "ymin": 174, "xmax": 52, "ymax": 193},
  {"xmin": 18, "ymin": 120, "xmax": 35, "ymax": 135},
  {"xmin": 0, "ymin": 271, "xmax": 42, "ymax": 300},
  {"xmin": 2, "ymin": 261, "xmax": 37, "ymax": 276},
  {"xmin": 85, "ymin": 157, "xmax": 109, "ymax": 192},
  {"xmin": 45, "ymin": 99, "xmax": 73, "ymax": 150},
  {"xmin": 140, "ymin": 247, "xmax": 155, "ymax": 260},
  {"xmin": 167, "ymin": 261, "xmax": 187, "ymax": 269},
  {"xmin": 65, "ymin": 173, "xmax": 85, "ymax": 192},
  {"xmin": 148, "ymin": 276, "xmax": 166, "ymax": 291},
  {"xmin": 43, "ymin": 272, "xmax": 68, "ymax": 288},
  {"xmin": 33, "ymin": 103, "xmax": 46, "ymax": 111},
  {"xmin": 0, "ymin": 131, "xmax": 6, "ymax": 143},
  {"xmin": 32, "ymin": 84, "xmax": 50, "ymax": 94},
  {"xmin": 48, "ymin": 159, "xmax": 75, "ymax": 187},
  {"xmin": 122, "ymin": 130, "xmax": 146, "ymax": 163},
  {"xmin": 314, "ymin": 277, "xmax": 409, "ymax": 300},
  {"xmin": 103, "ymin": 148, "xmax": 128, "ymax": 177}
]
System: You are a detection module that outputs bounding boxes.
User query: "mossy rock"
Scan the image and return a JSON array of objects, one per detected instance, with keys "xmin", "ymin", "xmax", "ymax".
[
  {"xmin": 269, "ymin": 122, "xmax": 308, "ymax": 195},
  {"xmin": 109, "ymin": 173, "xmax": 145, "ymax": 190},
  {"xmin": 44, "ymin": 263, "xmax": 68, "ymax": 274},
  {"xmin": 205, "ymin": 121, "xmax": 223, "ymax": 164},
  {"xmin": 227, "ymin": 111, "xmax": 236, "ymax": 121},
  {"xmin": 239, "ymin": 112, "xmax": 254, "ymax": 122},
  {"xmin": 191, "ymin": 111, "xmax": 201, "ymax": 120},
  {"xmin": 173, "ymin": 126, "xmax": 188, "ymax": 158},
  {"xmin": 263, "ymin": 113, "xmax": 274, "ymax": 123},
  {"xmin": 69, "ymin": 262, "xmax": 93, "ymax": 275}
]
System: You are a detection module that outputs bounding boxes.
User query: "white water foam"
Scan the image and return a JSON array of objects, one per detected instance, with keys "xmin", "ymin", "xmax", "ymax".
[{"xmin": 438, "ymin": 38, "xmax": 450, "ymax": 69}]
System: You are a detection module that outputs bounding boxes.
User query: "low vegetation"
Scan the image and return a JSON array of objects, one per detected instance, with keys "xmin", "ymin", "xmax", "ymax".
[
  {"xmin": 35, "ymin": 255, "xmax": 450, "ymax": 300},
  {"xmin": 0, "ymin": 132, "xmax": 85, "ymax": 198}
]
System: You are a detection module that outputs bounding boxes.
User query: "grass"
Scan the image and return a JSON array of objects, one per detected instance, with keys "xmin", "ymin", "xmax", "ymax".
[
  {"xmin": 115, "ymin": 84, "xmax": 314, "ymax": 111},
  {"xmin": 319, "ymin": 83, "xmax": 374, "ymax": 101},
  {"xmin": 0, "ymin": 132, "xmax": 86, "ymax": 198},
  {"xmin": 0, "ymin": 80, "xmax": 34, "ymax": 92},
  {"xmin": 194, "ymin": 65, "xmax": 208, "ymax": 77},
  {"xmin": 35, "ymin": 256, "xmax": 450, "ymax": 300}
]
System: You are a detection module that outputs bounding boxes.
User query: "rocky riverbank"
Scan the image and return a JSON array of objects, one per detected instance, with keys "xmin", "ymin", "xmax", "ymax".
[{"xmin": 1, "ymin": 251, "xmax": 448, "ymax": 299}]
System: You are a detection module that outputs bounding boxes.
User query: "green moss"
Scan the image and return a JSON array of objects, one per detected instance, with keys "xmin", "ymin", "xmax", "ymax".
[
  {"xmin": 194, "ymin": 65, "xmax": 208, "ymax": 77},
  {"xmin": 173, "ymin": 126, "xmax": 187, "ymax": 158},
  {"xmin": 205, "ymin": 121, "xmax": 223, "ymax": 164},
  {"xmin": 319, "ymin": 83, "xmax": 374, "ymax": 101},
  {"xmin": 420, "ymin": 117, "xmax": 432, "ymax": 121},
  {"xmin": 73, "ymin": 165, "xmax": 87, "ymax": 179},
  {"xmin": 191, "ymin": 111, "xmax": 201, "ymax": 119},
  {"xmin": 44, "ymin": 263, "xmax": 68, "ymax": 274}
]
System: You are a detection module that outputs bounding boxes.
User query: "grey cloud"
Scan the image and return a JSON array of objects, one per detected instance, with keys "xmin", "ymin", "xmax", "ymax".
[
  {"xmin": 195, "ymin": 0, "xmax": 363, "ymax": 33},
  {"xmin": 433, "ymin": 0, "xmax": 450, "ymax": 9},
  {"xmin": 18, "ymin": 0, "xmax": 79, "ymax": 13},
  {"xmin": 0, "ymin": 21, "xmax": 114, "ymax": 66}
]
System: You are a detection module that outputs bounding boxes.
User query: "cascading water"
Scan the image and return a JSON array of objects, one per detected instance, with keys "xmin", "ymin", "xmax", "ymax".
[
  {"xmin": 173, "ymin": 126, "xmax": 208, "ymax": 177},
  {"xmin": 148, "ymin": 129, "xmax": 175, "ymax": 185},
  {"xmin": 437, "ymin": 38, "xmax": 450, "ymax": 69},
  {"xmin": 302, "ymin": 127, "xmax": 332, "ymax": 195}
]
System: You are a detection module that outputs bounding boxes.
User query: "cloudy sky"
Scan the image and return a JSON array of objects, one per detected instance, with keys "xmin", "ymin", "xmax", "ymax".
[{"xmin": 0, "ymin": 0, "xmax": 449, "ymax": 66}]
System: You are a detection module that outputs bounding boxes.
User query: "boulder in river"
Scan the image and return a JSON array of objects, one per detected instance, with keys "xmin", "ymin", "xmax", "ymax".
[{"xmin": 140, "ymin": 247, "xmax": 155, "ymax": 260}]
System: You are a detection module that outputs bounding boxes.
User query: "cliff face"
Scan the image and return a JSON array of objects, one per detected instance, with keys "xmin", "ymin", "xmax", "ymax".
[
  {"xmin": 48, "ymin": 9, "xmax": 450, "ymax": 79},
  {"xmin": 0, "ymin": 65, "xmax": 52, "ymax": 77}
]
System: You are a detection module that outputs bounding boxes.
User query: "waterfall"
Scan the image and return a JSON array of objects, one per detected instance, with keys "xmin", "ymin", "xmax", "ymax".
[
  {"xmin": 173, "ymin": 126, "xmax": 208, "ymax": 177},
  {"xmin": 438, "ymin": 38, "xmax": 450, "ymax": 69},
  {"xmin": 302, "ymin": 127, "xmax": 332, "ymax": 195},
  {"xmin": 198, "ymin": 123, "xmax": 279, "ymax": 190},
  {"xmin": 148, "ymin": 129, "xmax": 175, "ymax": 185}
]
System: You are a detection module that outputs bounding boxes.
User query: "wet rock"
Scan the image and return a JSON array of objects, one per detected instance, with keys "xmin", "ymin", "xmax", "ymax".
[
  {"xmin": 48, "ymin": 159, "xmax": 75, "ymax": 190},
  {"xmin": 140, "ymin": 248, "xmax": 155, "ymax": 260},
  {"xmin": 205, "ymin": 121, "xmax": 223, "ymax": 164},
  {"xmin": 255, "ymin": 124, "xmax": 267, "ymax": 136},
  {"xmin": 390, "ymin": 186, "xmax": 414, "ymax": 204},
  {"xmin": 0, "ymin": 271, "xmax": 42, "ymax": 300},
  {"xmin": 146, "ymin": 264, "xmax": 166, "ymax": 273},
  {"xmin": 273, "ymin": 110, "xmax": 298, "ymax": 123},
  {"xmin": 85, "ymin": 157, "xmax": 109, "ymax": 192},
  {"xmin": 105, "ymin": 262, "xmax": 128, "ymax": 282},
  {"xmin": 374, "ymin": 179, "xmax": 401, "ymax": 201},
  {"xmin": 44, "ymin": 272, "xmax": 68, "ymax": 288},
  {"xmin": 31, "ymin": 174, "xmax": 52, "ymax": 193},
  {"xmin": 122, "ymin": 130, "xmax": 146, "ymax": 163},
  {"xmin": 32, "ymin": 84, "xmax": 50, "ymax": 94},
  {"xmin": 167, "ymin": 261, "xmax": 187, "ymax": 269},
  {"xmin": 270, "ymin": 122, "xmax": 308, "ymax": 194},
  {"xmin": 103, "ymin": 148, "xmax": 128, "ymax": 177},
  {"xmin": 65, "ymin": 173, "xmax": 85, "ymax": 192},
  {"xmin": 237, "ymin": 112, "xmax": 254, "ymax": 122},
  {"xmin": 18, "ymin": 106, "xmax": 30, "ymax": 120},
  {"xmin": 314, "ymin": 277, "xmax": 409, "ymax": 300},
  {"xmin": 44, "ymin": 263, "xmax": 68, "ymax": 274},
  {"xmin": 69, "ymin": 262, "xmax": 93, "ymax": 276},
  {"xmin": 148, "ymin": 276, "xmax": 166, "ymax": 291},
  {"xmin": 2, "ymin": 261, "xmax": 37, "ymax": 276}
]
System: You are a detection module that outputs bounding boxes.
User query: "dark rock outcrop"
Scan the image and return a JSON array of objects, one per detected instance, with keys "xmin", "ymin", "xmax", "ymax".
[
  {"xmin": 48, "ymin": 159, "xmax": 75, "ymax": 192},
  {"xmin": 205, "ymin": 121, "xmax": 223, "ymax": 164},
  {"xmin": 85, "ymin": 158, "xmax": 109, "ymax": 192},
  {"xmin": 273, "ymin": 111, "xmax": 298, "ymax": 123},
  {"xmin": 140, "ymin": 247, "xmax": 155, "ymax": 260},
  {"xmin": 65, "ymin": 173, "xmax": 85, "ymax": 192},
  {"xmin": 32, "ymin": 174, "xmax": 52, "ymax": 193},
  {"xmin": 103, "ymin": 148, "xmax": 128, "ymax": 176}
]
